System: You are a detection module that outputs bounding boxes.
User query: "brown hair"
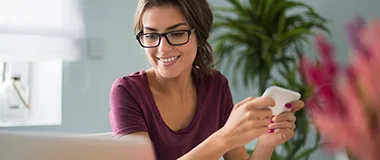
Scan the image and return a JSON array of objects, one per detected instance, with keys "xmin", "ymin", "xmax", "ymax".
[{"xmin": 134, "ymin": 0, "xmax": 214, "ymax": 78}]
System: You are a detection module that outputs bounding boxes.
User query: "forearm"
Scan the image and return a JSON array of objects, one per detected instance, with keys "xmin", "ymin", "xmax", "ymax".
[
  {"xmin": 178, "ymin": 130, "xmax": 230, "ymax": 160},
  {"xmin": 248, "ymin": 141, "xmax": 275, "ymax": 160}
]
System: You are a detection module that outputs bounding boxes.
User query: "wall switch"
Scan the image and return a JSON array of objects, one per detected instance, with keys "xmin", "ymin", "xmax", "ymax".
[{"xmin": 86, "ymin": 37, "xmax": 106, "ymax": 60}]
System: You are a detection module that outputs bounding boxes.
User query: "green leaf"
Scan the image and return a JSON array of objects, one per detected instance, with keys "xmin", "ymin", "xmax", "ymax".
[
  {"xmin": 267, "ymin": 0, "xmax": 287, "ymax": 26},
  {"xmin": 262, "ymin": 0, "xmax": 274, "ymax": 23},
  {"xmin": 242, "ymin": 58, "xmax": 253, "ymax": 88},
  {"xmin": 278, "ymin": 28, "xmax": 314, "ymax": 45},
  {"xmin": 213, "ymin": 18, "xmax": 269, "ymax": 41},
  {"xmin": 315, "ymin": 132, "xmax": 322, "ymax": 147},
  {"xmin": 247, "ymin": 149, "xmax": 254, "ymax": 156},
  {"xmin": 217, "ymin": 45, "xmax": 235, "ymax": 72},
  {"xmin": 289, "ymin": 66, "xmax": 296, "ymax": 88},
  {"xmin": 285, "ymin": 15, "xmax": 305, "ymax": 27},
  {"xmin": 305, "ymin": 10, "xmax": 329, "ymax": 23},
  {"xmin": 277, "ymin": 11, "xmax": 287, "ymax": 34},
  {"xmin": 213, "ymin": 33, "xmax": 253, "ymax": 45},
  {"xmin": 268, "ymin": 1, "xmax": 309, "ymax": 25},
  {"xmin": 271, "ymin": 150, "xmax": 280, "ymax": 160},
  {"xmin": 261, "ymin": 42, "xmax": 272, "ymax": 66},
  {"xmin": 254, "ymin": 0, "xmax": 264, "ymax": 18},
  {"xmin": 278, "ymin": 67, "xmax": 289, "ymax": 82},
  {"xmin": 272, "ymin": 79, "xmax": 288, "ymax": 89},
  {"xmin": 226, "ymin": 0, "xmax": 250, "ymax": 17},
  {"xmin": 232, "ymin": 54, "xmax": 252, "ymax": 88},
  {"xmin": 213, "ymin": 17, "xmax": 250, "ymax": 33},
  {"xmin": 214, "ymin": 7, "xmax": 239, "ymax": 15},
  {"xmin": 293, "ymin": 143, "xmax": 325, "ymax": 160},
  {"xmin": 311, "ymin": 22, "xmax": 331, "ymax": 36},
  {"xmin": 284, "ymin": 141, "xmax": 293, "ymax": 154}
]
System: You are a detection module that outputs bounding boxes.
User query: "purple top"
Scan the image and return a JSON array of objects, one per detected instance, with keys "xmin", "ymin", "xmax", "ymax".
[{"xmin": 109, "ymin": 70, "xmax": 234, "ymax": 160}]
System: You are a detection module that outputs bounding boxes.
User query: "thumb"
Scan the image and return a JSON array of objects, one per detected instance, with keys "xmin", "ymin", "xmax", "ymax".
[{"xmin": 234, "ymin": 96, "xmax": 255, "ymax": 108}]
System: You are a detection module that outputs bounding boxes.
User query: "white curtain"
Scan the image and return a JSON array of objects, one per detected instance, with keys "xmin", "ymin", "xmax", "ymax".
[{"xmin": 0, "ymin": 0, "xmax": 85, "ymax": 62}]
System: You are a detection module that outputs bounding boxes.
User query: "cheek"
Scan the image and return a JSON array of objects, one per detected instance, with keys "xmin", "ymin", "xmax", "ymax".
[
  {"xmin": 178, "ymin": 45, "xmax": 197, "ymax": 61},
  {"xmin": 182, "ymin": 35, "xmax": 198, "ymax": 59},
  {"xmin": 145, "ymin": 49, "xmax": 158, "ymax": 62}
]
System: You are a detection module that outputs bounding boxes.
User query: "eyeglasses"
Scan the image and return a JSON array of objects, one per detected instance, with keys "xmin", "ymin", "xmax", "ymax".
[{"xmin": 136, "ymin": 29, "xmax": 195, "ymax": 48}]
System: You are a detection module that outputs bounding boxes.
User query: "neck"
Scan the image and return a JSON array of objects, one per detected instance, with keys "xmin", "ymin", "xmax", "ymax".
[{"xmin": 149, "ymin": 68, "xmax": 195, "ymax": 99}]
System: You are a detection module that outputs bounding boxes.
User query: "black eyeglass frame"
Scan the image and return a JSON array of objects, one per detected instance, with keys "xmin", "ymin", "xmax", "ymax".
[{"xmin": 136, "ymin": 29, "xmax": 195, "ymax": 48}]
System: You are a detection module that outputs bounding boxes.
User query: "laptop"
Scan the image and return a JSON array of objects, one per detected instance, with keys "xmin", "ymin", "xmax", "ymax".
[{"xmin": 0, "ymin": 131, "xmax": 156, "ymax": 160}]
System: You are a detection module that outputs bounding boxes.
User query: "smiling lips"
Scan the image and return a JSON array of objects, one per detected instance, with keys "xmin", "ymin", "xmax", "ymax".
[{"xmin": 157, "ymin": 55, "xmax": 180, "ymax": 66}]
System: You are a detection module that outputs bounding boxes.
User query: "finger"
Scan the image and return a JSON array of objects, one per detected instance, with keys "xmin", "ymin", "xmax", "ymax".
[
  {"xmin": 248, "ymin": 108, "xmax": 273, "ymax": 119},
  {"xmin": 288, "ymin": 100, "xmax": 305, "ymax": 113},
  {"xmin": 244, "ymin": 96, "xmax": 275, "ymax": 110},
  {"xmin": 274, "ymin": 128, "xmax": 294, "ymax": 141},
  {"xmin": 272, "ymin": 113, "xmax": 296, "ymax": 123},
  {"xmin": 248, "ymin": 118, "xmax": 271, "ymax": 128},
  {"xmin": 268, "ymin": 122, "xmax": 295, "ymax": 130},
  {"xmin": 235, "ymin": 96, "xmax": 255, "ymax": 108},
  {"xmin": 251, "ymin": 127, "xmax": 269, "ymax": 136}
]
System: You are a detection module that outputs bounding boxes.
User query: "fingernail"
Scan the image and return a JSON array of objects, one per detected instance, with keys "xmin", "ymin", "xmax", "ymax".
[
  {"xmin": 268, "ymin": 129, "xmax": 274, "ymax": 133},
  {"xmin": 285, "ymin": 103, "xmax": 292, "ymax": 109},
  {"xmin": 270, "ymin": 120, "xmax": 274, "ymax": 123}
]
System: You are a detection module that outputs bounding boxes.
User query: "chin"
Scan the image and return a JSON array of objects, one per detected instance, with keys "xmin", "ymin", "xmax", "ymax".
[{"xmin": 157, "ymin": 68, "xmax": 182, "ymax": 79}]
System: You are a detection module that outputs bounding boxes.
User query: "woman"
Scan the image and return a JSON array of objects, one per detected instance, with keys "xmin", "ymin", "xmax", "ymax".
[{"xmin": 109, "ymin": 0, "xmax": 304, "ymax": 159}]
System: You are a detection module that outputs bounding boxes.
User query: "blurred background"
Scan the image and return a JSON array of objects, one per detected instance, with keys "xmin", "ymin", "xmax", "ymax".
[{"xmin": 0, "ymin": 0, "xmax": 379, "ymax": 160}]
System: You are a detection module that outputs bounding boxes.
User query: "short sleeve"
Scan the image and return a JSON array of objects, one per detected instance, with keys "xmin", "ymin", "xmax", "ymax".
[
  {"xmin": 220, "ymin": 77, "xmax": 234, "ymax": 128},
  {"xmin": 109, "ymin": 79, "xmax": 148, "ymax": 136}
]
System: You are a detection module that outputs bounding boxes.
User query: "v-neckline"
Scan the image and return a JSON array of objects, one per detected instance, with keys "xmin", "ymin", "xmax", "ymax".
[{"xmin": 141, "ymin": 70, "xmax": 202, "ymax": 134}]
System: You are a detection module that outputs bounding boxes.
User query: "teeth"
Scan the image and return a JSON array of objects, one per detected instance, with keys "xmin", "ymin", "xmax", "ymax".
[{"xmin": 160, "ymin": 56, "xmax": 178, "ymax": 63}]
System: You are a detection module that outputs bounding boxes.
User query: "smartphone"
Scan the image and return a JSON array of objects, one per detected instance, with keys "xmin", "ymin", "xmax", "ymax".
[{"xmin": 262, "ymin": 86, "xmax": 301, "ymax": 115}]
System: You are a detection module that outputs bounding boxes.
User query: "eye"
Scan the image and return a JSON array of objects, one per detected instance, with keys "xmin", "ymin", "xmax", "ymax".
[
  {"xmin": 144, "ymin": 34, "xmax": 159, "ymax": 40},
  {"xmin": 169, "ymin": 31, "xmax": 185, "ymax": 37}
]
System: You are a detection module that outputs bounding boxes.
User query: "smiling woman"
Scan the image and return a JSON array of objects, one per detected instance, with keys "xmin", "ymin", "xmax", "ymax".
[{"xmin": 109, "ymin": 0, "xmax": 305, "ymax": 160}]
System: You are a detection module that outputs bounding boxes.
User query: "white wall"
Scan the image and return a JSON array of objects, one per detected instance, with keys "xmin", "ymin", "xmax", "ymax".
[{"xmin": 0, "ymin": 0, "xmax": 150, "ymax": 133}]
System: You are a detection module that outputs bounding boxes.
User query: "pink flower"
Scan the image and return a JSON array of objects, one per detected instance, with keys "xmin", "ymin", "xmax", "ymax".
[
  {"xmin": 301, "ymin": 17, "xmax": 380, "ymax": 160},
  {"xmin": 345, "ymin": 15, "xmax": 367, "ymax": 56},
  {"xmin": 300, "ymin": 35, "xmax": 344, "ymax": 116}
]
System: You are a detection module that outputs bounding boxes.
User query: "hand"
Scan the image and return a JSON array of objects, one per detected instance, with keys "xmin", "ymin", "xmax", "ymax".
[
  {"xmin": 217, "ymin": 96, "xmax": 275, "ymax": 150},
  {"xmin": 257, "ymin": 100, "xmax": 305, "ymax": 148}
]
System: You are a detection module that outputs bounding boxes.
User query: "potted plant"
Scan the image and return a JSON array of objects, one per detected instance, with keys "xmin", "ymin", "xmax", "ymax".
[{"xmin": 211, "ymin": 0, "xmax": 330, "ymax": 159}]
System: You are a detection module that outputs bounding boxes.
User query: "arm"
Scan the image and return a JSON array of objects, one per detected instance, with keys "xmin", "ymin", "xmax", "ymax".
[
  {"xmin": 124, "ymin": 130, "xmax": 231, "ymax": 160},
  {"xmin": 221, "ymin": 76, "xmax": 275, "ymax": 160},
  {"xmin": 249, "ymin": 142, "xmax": 275, "ymax": 160},
  {"xmin": 223, "ymin": 144, "xmax": 275, "ymax": 160},
  {"xmin": 177, "ymin": 130, "xmax": 230, "ymax": 160},
  {"xmin": 125, "ymin": 132, "xmax": 275, "ymax": 160}
]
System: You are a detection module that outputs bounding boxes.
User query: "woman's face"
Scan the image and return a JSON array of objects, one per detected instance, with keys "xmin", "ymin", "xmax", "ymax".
[{"xmin": 140, "ymin": 5, "xmax": 198, "ymax": 79}]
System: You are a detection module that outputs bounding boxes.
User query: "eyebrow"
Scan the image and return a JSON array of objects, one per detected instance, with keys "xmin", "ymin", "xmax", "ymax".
[{"xmin": 143, "ymin": 23, "xmax": 187, "ymax": 31}]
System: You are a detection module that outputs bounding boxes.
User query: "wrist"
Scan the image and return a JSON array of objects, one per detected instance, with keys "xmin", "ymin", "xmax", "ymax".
[
  {"xmin": 212, "ymin": 129, "xmax": 232, "ymax": 154},
  {"xmin": 255, "ymin": 139, "xmax": 276, "ymax": 154},
  {"xmin": 177, "ymin": 129, "xmax": 232, "ymax": 160},
  {"xmin": 249, "ymin": 141, "xmax": 276, "ymax": 160}
]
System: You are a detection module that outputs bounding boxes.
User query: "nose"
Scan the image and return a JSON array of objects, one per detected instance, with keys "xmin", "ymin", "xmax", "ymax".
[{"xmin": 158, "ymin": 37, "xmax": 172, "ymax": 53}]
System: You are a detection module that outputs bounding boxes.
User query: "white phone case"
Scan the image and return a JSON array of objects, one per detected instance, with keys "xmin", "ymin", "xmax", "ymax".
[{"xmin": 262, "ymin": 86, "xmax": 301, "ymax": 115}]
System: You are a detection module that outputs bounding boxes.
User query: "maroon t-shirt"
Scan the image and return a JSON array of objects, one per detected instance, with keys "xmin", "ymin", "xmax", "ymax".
[{"xmin": 109, "ymin": 69, "xmax": 234, "ymax": 160}]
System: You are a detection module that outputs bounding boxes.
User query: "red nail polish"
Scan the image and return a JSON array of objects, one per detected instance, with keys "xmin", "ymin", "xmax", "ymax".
[
  {"xmin": 268, "ymin": 129, "xmax": 274, "ymax": 133},
  {"xmin": 270, "ymin": 120, "xmax": 274, "ymax": 123},
  {"xmin": 285, "ymin": 103, "xmax": 292, "ymax": 109}
]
